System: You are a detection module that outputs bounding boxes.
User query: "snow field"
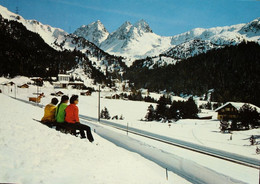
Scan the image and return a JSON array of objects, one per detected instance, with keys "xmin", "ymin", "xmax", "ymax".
[
  {"xmin": 1, "ymin": 77, "xmax": 259, "ymax": 183},
  {"xmin": 0, "ymin": 94, "xmax": 191, "ymax": 184},
  {"xmin": 1, "ymin": 78, "xmax": 259, "ymax": 160}
]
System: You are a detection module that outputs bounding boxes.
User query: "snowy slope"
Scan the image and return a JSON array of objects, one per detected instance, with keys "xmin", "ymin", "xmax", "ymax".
[
  {"xmin": 0, "ymin": 94, "xmax": 190, "ymax": 184},
  {"xmin": 0, "ymin": 5, "xmax": 67, "ymax": 51}
]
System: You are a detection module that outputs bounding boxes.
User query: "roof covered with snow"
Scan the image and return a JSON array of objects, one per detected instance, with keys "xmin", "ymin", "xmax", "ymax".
[{"xmin": 215, "ymin": 102, "xmax": 260, "ymax": 112}]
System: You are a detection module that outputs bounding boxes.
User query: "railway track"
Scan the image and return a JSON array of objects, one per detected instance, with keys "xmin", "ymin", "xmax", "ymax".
[{"xmin": 79, "ymin": 114, "xmax": 260, "ymax": 170}]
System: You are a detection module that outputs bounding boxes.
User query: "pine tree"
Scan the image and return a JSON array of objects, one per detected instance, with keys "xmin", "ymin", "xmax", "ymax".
[
  {"xmin": 155, "ymin": 96, "xmax": 168, "ymax": 121},
  {"xmin": 145, "ymin": 104, "xmax": 156, "ymax": 121},
  {"xmin": 168, "ymin": 101, "xmax": 183, "ymax": 120},
  {"xmin": 183, "ymin": 97, "xmax": 198, "ymax": 119},
  {"xmin": 238, "ymin": 104, "xmax": 259, "ymax": 129}
]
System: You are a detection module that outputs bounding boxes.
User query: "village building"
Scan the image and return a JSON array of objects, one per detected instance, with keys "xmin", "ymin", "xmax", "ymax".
[
  {"xmin": 55, "ymin": 91, "xmax": 64, "ymax": 96},
  {"xmin": 53, "ymin": 74, "xmax": 84, "ymax": 89},
  {"xmin": 215, "ymin": 102, "xmax": 260, "ymax": 120},
  {"xmin": 18, "ymin": 84, "xmax": 29, "ymax": 88},
  {"xmin": 1, "ymin": 81, "xmax": 15, "ymax": 86},
  {"xmin": 53, "ymin": 74, "xmax": 70, "ymax": 88},
  {"xmin": 30, "ymin": 77, "xmax": 43, "ymax": 86},
  {"xmin": 50, "ymin": 91, "xmax": 64, "ymax": 96},
  {"xmin": 80, "ymin": 90, "xmax": 92, "ymax": 96}
]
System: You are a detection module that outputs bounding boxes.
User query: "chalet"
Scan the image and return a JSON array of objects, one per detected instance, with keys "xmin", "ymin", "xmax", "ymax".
[
  {"xmin": 30, "ymin": 77, "xmax": 43, "ymax": 86},
  {"xmin": 53, "ymin": 74, "xmax": 70, "ymax": 88},
  {"xmin": 53, "ymin": 74, "xmax": 84, "ymax": 89},
  {"xmin": 18, "ymin": 84, "xmax": 29, "ymax": 88},
  {"xmin": 56, "ymin": 91, "xmax": 64, "ymax": 96},
  {"xmin": 80, "ymin": 91, "xmax": 92, "ymax": 96},
  {"xmin": 2, "ymin": 81, "xmax": 15, "ymax": 86},
  {"xmin": 69, "ymin": 81, "xmax": 85, "ymax": 90},
  {"xmin": 8, "ymin": 81, "xmax": 15, "ymax": 86},
  {"xmin": 215, "ymin": 102, "xmax": 260, "ymax": 120}
]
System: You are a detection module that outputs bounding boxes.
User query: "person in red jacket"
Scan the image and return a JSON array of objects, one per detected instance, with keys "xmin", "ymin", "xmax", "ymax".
[{"xmin": 65, "ymin": 95, "xmax": 94, "ymax": 142}]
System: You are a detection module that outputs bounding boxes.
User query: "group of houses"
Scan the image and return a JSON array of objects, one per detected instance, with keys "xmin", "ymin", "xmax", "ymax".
[{"xmin": 1, "ymin": 81, "xmax": 30, "ymax": 88}]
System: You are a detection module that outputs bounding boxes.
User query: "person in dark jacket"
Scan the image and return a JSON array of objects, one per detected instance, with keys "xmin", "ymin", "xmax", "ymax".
[{"xmin": 65, "ymin": 95, "xmax": 94, "ymax": 142}]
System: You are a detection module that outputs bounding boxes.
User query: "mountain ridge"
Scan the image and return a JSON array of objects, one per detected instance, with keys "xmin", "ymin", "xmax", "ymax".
[
  {"xmin": 1, "ymin": 4, "xmax": 260, "ymax": 70},
  {"xmin": 74, "ymin": 17, "xmax": 260, "ymax": 63},
  {"xmin": 0, "ymin": 5, "xmax": 127, "ymax": 76}
]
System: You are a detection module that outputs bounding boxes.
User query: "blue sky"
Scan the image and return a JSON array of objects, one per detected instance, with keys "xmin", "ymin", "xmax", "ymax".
[{"xmin": 1, "ymin": 0, "xmax": 260, "ymax": 36}]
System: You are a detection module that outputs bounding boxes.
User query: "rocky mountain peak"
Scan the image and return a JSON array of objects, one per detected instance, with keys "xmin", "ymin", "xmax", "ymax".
[
  {"xmin": 73, "ymin": 20, "xmax": 109, "ymax": 46},
  {"xmin": 239, "ymin": 17, "xmax": 260, "ymax": 36},
  {"xmin": 133, "ymin": 19, "xmax": 152, "ymax": 33}
]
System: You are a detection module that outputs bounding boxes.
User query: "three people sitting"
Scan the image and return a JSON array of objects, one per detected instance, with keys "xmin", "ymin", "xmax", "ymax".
[{"xmin": 41, "ymin": 95, "xmax": 94, "ymax": 142}]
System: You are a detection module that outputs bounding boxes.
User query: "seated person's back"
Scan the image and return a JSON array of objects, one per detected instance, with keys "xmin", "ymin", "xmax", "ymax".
[{"xmin": 41, "ymin": 98, "xmax": 59, "ymax": 123}]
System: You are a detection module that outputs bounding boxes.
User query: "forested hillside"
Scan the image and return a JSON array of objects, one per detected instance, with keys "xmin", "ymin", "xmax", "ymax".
[
  {"xmin": 0, "ymin": 15, "xmax": 108, "ymax": 84},
  {"xmin": 124, "ymin": 42, "xmax": 260, "ymax": 106}
]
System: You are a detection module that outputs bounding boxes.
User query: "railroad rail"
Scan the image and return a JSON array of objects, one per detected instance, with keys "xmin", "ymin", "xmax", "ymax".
[{"xmin": 79, "ymin": 114, "xmax": 260, "ymax": 170}]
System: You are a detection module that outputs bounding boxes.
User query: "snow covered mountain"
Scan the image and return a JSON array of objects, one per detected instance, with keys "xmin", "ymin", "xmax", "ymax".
[
  {"xmin": 0, "ymin": 5, "xmax": 127, "ymax": 76},
  {"xmin": 74, "ymin": 18, "xmax": 260, "ymax": 65},
  {"xmin": 1, "ymin": 4, "xmax": 260, "ymax": 70},
  {"xmin": 73, "ymin": 20, "xmax": 109, "ymax": 46},
  {"xmin": 100, "ymin": 20, "xmax": 172, "ymax": 60},
  {"xmin": 74, "ymin": 19, "xmax": 172, "ymax": 60},
  {"xmin": 0, "ymin": 5, "xmax": 66, "ymax": 51}
]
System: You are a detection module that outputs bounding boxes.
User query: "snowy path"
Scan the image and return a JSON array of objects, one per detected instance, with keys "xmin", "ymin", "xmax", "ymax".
[{"xmin": 79, "ymin": 114, "xmax": 260, "ymax": 170}]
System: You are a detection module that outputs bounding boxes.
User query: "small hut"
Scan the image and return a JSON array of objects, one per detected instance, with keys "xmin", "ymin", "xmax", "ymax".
[
  {"xmin": 80, "ymin": 90, "xmax": 92, "ymax": 96},
  {"xmin": 56, "ymin": 91, "xmax": 64, "ymax": 96},
  {"xmin": 18, "ymin": 84, "xmax": 29, "ymax": 88}
]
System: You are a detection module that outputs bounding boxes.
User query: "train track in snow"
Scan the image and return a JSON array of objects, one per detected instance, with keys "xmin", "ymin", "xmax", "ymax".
[{"xmin": 79, "ymin": 114, "xmax": 260, "ymax": 170}]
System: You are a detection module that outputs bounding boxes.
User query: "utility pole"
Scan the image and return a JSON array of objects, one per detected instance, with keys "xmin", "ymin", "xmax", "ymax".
[
  {"xmin": 37, "ymin": 84, "xmax": 39, "ymax": 106},
  {"xmin": 98, "ymin": 85, "xmax": 100, "ymax": 122},
  {"xmin": 14, "ymin": 85, "xmax": 16, "ymax": 99}
]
